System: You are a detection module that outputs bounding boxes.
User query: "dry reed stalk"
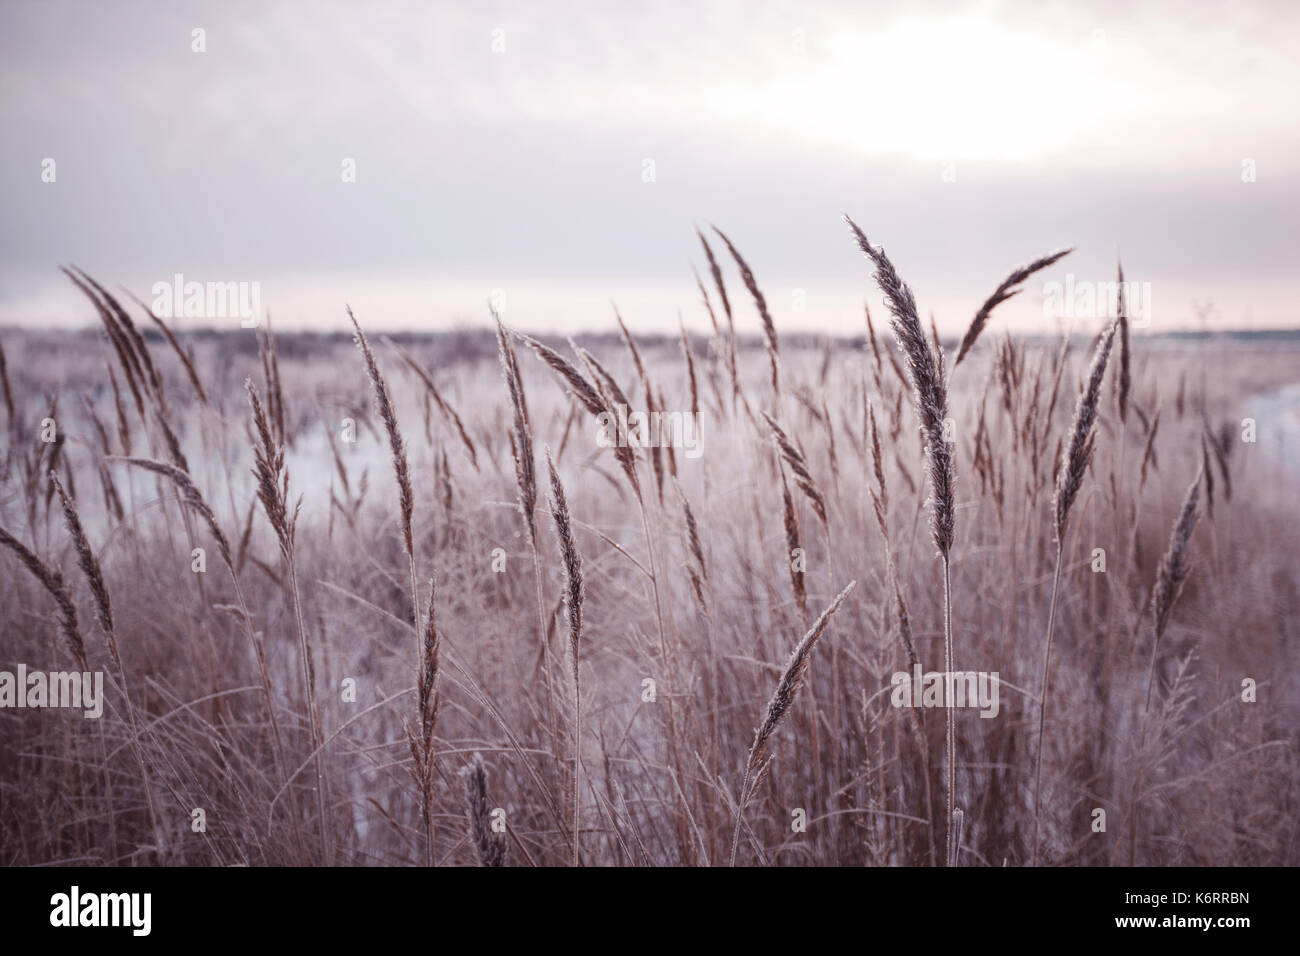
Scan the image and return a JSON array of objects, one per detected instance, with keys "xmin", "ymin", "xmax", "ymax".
[
  {"xmin": 679, "ymin": 319, "xmax": 699, "ymax": 419},
  {"xmin": 762, "ymin": 411, "xmax": 828, "ymax": 527},
  {"xmin": 495, "ymin": 315, "xmax": 560, "ymax": 761},
  {"xmin": 1032, "ymin": 315, "xmax": 1119, "ymax": 866},
  {"xmin": 85, "ymin": 272, "xmax": 160, "ymax": 396},
  {"xmin": 546, "ymin": 450, "xmax": 584, "ymax": 865},
  {"xmin": 385, "ymin": 337, "xmax": 480, "ymax": 470},
  {"xmin": 864, "ymin": 303, "xmax": 883, "ymax": 380},
  {"xmin": 948, "ymin": 807, "xmax": 965, "ymax": 867},
  {"xmin": 124, "ymin": 290, "xmax": 209, "ymax": 405},
  {"xmin": 247, "ymin": 378, "xmax": 331, "ymax": 865},
  {"xmin": 464, "ymin": 754, "xmax": 505, "ymax": 867},
  {"xmin": 712, "ymin": 226, "xmax": 781, "ymax": 398},
  {"xmin": 1130, "ymin": 467, "xmax": 1203, "ymax": 863},
  {"xmin": 729, "ymin": 581, "xmax": 856, "ymax": 866},
  {"xmin": 0, "ymin": 342, "xmax": 14, "ymax": 428},
  {"xmin": 105, "ymin": 362, "xmax": 132, "ymax": 454},
  {"xmin": 690, "ymin": 264, "xmax": 721, "ymax": 338},
  {"xmin": 777, "ymin": 463, "xmax": 807, "ymax": 617},
  {"xmin": 1040, "ymin": 334, "xmax": 1071, "ymax": 448},
  {"xmin": 405, "ymin": 578, "xmax": 441, "ymax": 866},
  {"xmin": 1139, "ymin": 411, "xmax": 1161, "ymax": 490},
  {"xmin": 118, "ymin": 455, "xmax": 307, "ymax": 860},
  {"xmin": 68, "ymin": 269, "xmax": 157, "ymax": 401},
  {"xmin": 676, "ymin": 478, "xmax": 709, "ymax": 613},
  {"xmin": 50, "ymin": 473, "xmax": 164, "ymax": 857},
  {"xmin": 350, "ymin": 314, "xmax": 437, "ymax": 844},
  {"xmin": 1149, "ymin": 467, "xmax": 1203, "ymax": 693},
  {"xmin": 349, "ymin": 310, "xmax": 415, "ymax": 563},
  {"xmin": 613, "ymin": 313, "xmax": 666, "ymax": 500},
  {"xmin": 1201, "ymin": 437, "xmax": 1215, "ymax": 520},
  {"xmin": 1116, "ymin": 260, "xmax": 1131, "ymax": 424},
  {"xmin": 495, "ymin": 315, "xmax": 537, "ymax": 545},
  {"xmin": 696, "ymin": 228, "xmax": 741, "ymax": 405},
  {"xmin": 67, "ymin": 269, "xmax": 146, "ymax": 419},
  {"xmin": 0, "ymin": 524, "xmax": 87, "ymax": 672},
  {"xmin": 1203, "ymin": 422, "xmax": 1232, "ymax": 501},
  {"xmin": 571, "ymin": 342, "xmax": 687, "ymax": 854},
  {"xmin": 256, "ymin": 319, "xmax": 286, "ymax": 445},
  {"xmin": 514, "ymin": 333, "xmax": 605, "ymax": 417},
  {"xmin": 844, "ymin": 214, "xmax": 959, "ymax": 864},
  {"xmin": 953, "ymin": 247, "xmax": 1073, "ymax": 368},
  {"xmin": 573, "ymin": 344, "xmax": 642, "ymax": 498}
]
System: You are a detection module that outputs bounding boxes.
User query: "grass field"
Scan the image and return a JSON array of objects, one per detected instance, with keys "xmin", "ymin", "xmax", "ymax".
[{"xmin": 2, "ymin": 232, "xmax": 1297, "ymax": 867}]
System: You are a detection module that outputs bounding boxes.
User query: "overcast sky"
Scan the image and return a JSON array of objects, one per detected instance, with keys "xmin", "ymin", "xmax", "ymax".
[{"xmin": 2, "ymin": 0, "xmax": 1297, "ymax": 335}]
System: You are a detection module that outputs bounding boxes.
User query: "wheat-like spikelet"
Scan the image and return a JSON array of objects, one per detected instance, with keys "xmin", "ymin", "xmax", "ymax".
[
  {"xmin": 1153, "ymin": 467, "xmax": 1203, "ymax": 643},
  {"xmin": 612, "ymin": 315, "xmax": 667, "ymax": 502},
  {"xmin": 248, "ymin": 376, "xmax": 331, "ymax": 863},
  {"xmin": 711, "ymin": 225, "xmax": 781, "ymax": 397},
  {"xmin": 1128, "ymin": 465, "xmax": 1206, "ymax": 863},
  {"xmin": 495, "ymin": 313, "xmax": 537, "ymax": 546},
  {"xmin": 65, "ymin": 268, "xmax": 146, "ymax": 418},
  {"xmin": 574, "ymin": 344, "xmax": 641, "ymax": 498},
  {"xmin": 546, "ymin": 451, "xmax": 583, "ymax": 689},
  {"xmin": 844, "ymin": 215, "xmax": 954, "ymax": 557},
  {"xmin": 256, "ymin": 318, "xmax": 287, "ymax": 445},
  {"xmin": 845, "ymin": 214, "xmax": 964, "ymax": 863},
  {"xmin": 0, "ymin": 522, "xmax": 86, "ymax": 670},
  {"xmin": 119, "ymin": 457, "xmax": 232, "ymax": 567},
  {"xmin": 545, "ymin": 449, "xmax": 584, "ymax": 865},
  {"xmin": 514, "ymin": 332, "xmax": 606, "ymax": 417},
  {"xmin": 72, "ymin": 268, "xmax": 161, "ymax": 400},
  {"xmin": 405, "ymin": 577, "xmax": 442, "ymax": 866},
  {"xmin": 761, "ymin": 411, "xmax": 828, "ymax": 527},
  {"xmin": 730, "ymin": 580, "xmax": 856, "ymax": 865},
  {"xmin": 463, "ymin": 753, "xmax": 506, "ymax": 867},
  {"xmin": 675, "ymin": 478, "xmax": 709, "ymax": 613},
  {"xmin": 349, "ymin": 308, "xmax": 415, "ymax": 557},
  {"xmin": 49, "ymin": 473, "xmax": 115, "ymax": 662},
  {"xmin": 246, "ymin": 379, "xmax": 294, "ymax": 555},
  {"xmin": 757, "ymin": 585, "xmax": 855, "ymax": 745},
  {"xmin": 50, "ymin": 469, "xmax": 165, "ymax": 857},
  {"xmin": 90, "ymin": 273, "xmax": 161, "ymax": 396},
  {"xmin": 1052, "ymin": 316, "xmax": 1119, "ymax": 541},
  {"xmin": 1032, "ymin": 315, "xmax": 1119, "ymax": 866},
  {"xmin": 778, "ymin": 462, "xmax": 807, "ymax": 617},
  {"xmin": 124, "ymin": 289, "xmax": 209, "ymax": 405},
  {"xmin": 953, "ymin": 247, "xmax": 1073, "ymax": 368},
  {"xmin": 679, "ymin": 318, "xmax": 699, "ymax": 418}
]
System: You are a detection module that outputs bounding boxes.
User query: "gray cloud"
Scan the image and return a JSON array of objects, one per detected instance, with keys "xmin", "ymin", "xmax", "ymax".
[{"xmin": 2, "ymin": 0, "xmax": 1296, "ymax": 331}]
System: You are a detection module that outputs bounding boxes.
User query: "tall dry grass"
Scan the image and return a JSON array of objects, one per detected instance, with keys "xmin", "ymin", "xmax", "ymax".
[{"xmin": 0, "ymin": 227, "xmax": 1297, "ymax": 867}]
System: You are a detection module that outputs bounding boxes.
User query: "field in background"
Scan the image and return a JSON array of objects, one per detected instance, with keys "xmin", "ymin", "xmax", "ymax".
[{"xmin": 2, "ymin": 278, "xmax": 1298, "ymax": 866}]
